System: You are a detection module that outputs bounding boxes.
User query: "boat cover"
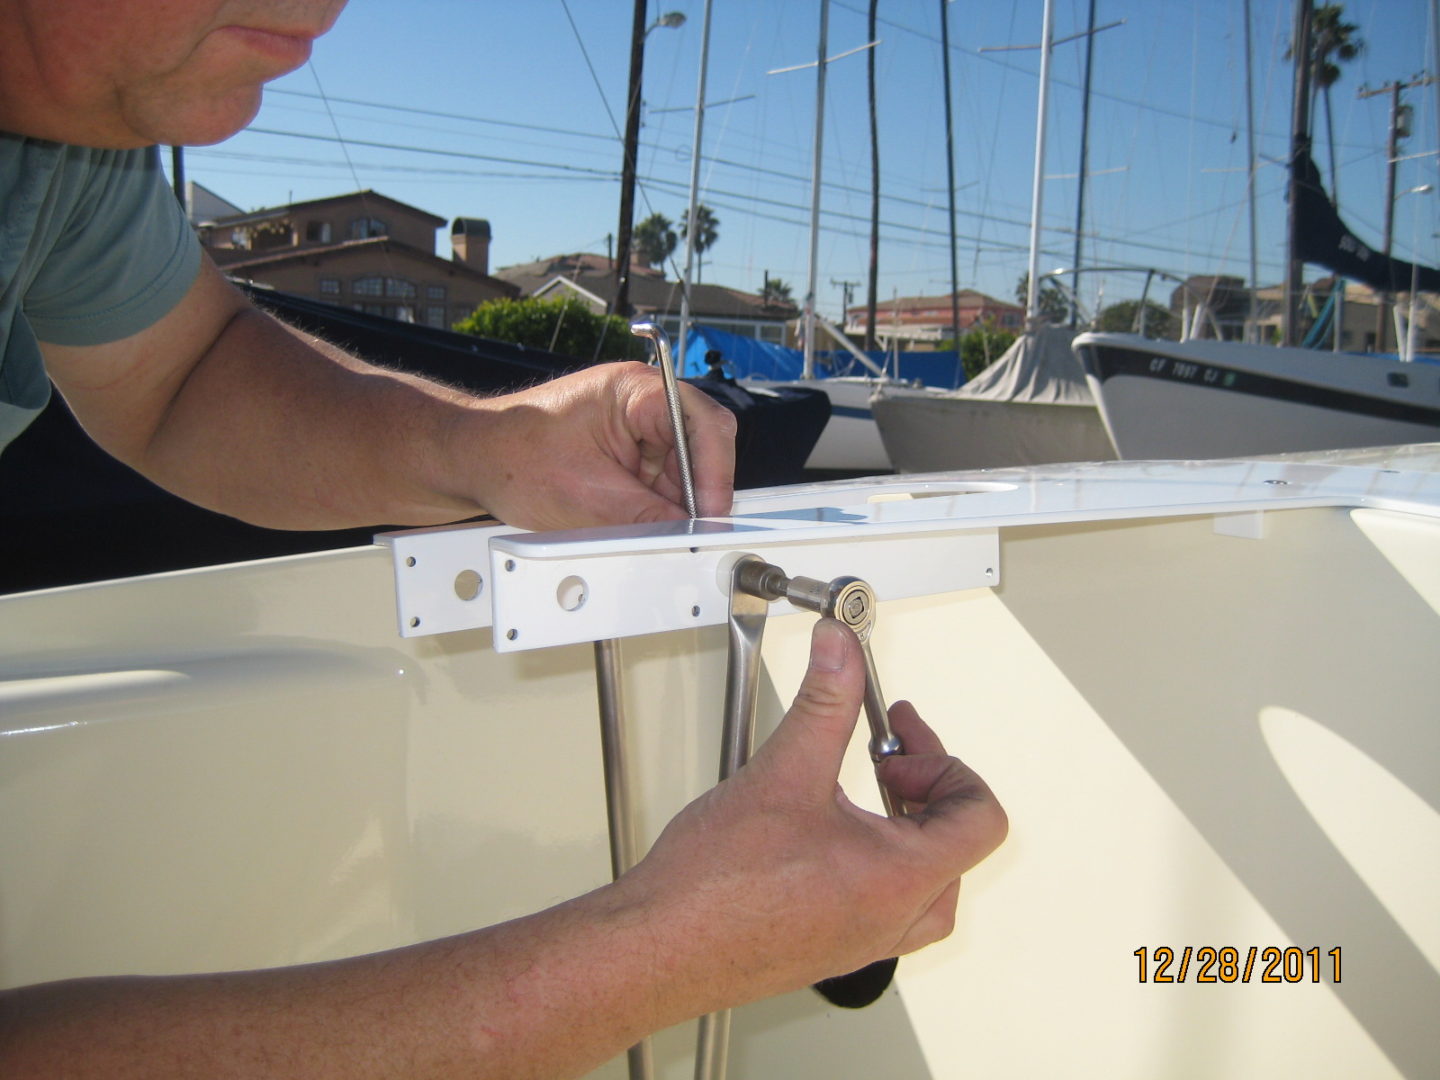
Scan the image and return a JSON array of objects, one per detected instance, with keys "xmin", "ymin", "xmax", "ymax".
[
  {"xmin": 684, "ymin": 325, "xmax": 965, "ymax": 389},
  {"xmin": 949, "ymin": 327, "xmax": 1094, "ymax": 405}
]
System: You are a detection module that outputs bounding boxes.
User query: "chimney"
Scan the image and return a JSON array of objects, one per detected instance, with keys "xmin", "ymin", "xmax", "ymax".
[{"xmin": 451, "ymin": 218, "xmax": 492, "ymax": 275}]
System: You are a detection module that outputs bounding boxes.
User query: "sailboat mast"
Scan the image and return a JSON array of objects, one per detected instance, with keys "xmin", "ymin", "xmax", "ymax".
[
  {"xmin": 1283, "ymin": 0, "xmax": 1314, "ymax": 347},
  {"xmin": 677, "ymin": 0, "xmax": 715, "ymax": 375},
  {"xmin": 804, "ymin": 0, "xmax": 830, "ymax": 379},
  {"xmin": 1243, "ymin": 0, "xmax": 1260, "ymax": 343},
  {"xmin": 1025, "ymin": 0, "xmax": 1056, "ymax": 329},
  {"xmin": 940, "ymin": 0, "xmax": 961, "ymax": 345},
  {"xmin": 1070, "ymin": 0, "xmax": 1097, "ymax": 328}
]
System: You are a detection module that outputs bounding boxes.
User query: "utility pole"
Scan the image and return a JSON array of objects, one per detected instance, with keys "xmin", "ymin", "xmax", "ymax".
[
  {"xmin": 1283, "ymin": 0, "xmax": 1313, "ymax": 348},
  {"xmin": 831, "ymin": 278, "xmax": 860, "ymax": 324},
  {"xmin": 1359, "ymin": 73, "xmax": 1434, "ymax": 352},
  {"xmin": 1069, "ymin": 0, "xmax": 1098, "ymax": 328},
  {"xmin": 612, "ymin": 1, "xmax": 650, "ymax": 318},
  {"xmin": 613, "ymin": 7, "xmax": 685, "ymax": 318}
]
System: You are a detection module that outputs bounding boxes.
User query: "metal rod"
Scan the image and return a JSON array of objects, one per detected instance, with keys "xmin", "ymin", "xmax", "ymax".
[
  {"xmin": 694, "ymin": 555, "xmax": 772, "ymax": 1080},
  {"xmin": 593, "ymin": 638, "xmax": 655, "ymax": 1080},
  {"xmin": 630, "ymin": 322, "xmax": 698, "ymax": 519}
]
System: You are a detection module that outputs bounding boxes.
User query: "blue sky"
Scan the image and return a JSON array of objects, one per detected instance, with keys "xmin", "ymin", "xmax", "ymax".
[{"xmin": 176, "ymin": 0, "xmax": 1439, "ymax": 320}]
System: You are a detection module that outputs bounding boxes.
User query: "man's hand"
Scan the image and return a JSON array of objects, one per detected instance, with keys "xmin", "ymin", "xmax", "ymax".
[
  {"xmin": 454, "ymin": 361, "xmax": 737, "ymax": 532},
  {"xmin": 614, "ymin": 617, "xmax": 1008, "ymax": 1015}
]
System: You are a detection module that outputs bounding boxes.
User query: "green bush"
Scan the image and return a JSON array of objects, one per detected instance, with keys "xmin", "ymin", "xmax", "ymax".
[
  {"xmin": 940, "ymin": 321, "xmax": 1018, "ymax": 381},
  {"xmin": 453, "ymin": 296, "xmax": 646, "ymax": 362}
]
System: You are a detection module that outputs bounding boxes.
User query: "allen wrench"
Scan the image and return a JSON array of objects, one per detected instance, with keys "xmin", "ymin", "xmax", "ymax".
[{"xmin": 592, "ymin": 323, "xmax": 700, "ymax": 1080}]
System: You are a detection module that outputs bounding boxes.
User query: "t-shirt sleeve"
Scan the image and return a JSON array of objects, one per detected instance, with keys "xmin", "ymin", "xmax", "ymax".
[{"xmin": 24, "ymin": 146, "xmax": 202, "ymax": 346}]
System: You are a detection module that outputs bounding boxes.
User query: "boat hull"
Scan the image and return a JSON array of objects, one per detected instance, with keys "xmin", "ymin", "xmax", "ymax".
[
  {"xmin": 3, "ymin": 455, "xmax": 1438, "ymax": 1078},
  {"xmin": 748, "ymin": 377, "xmax": 934, "ymax": 473},
  {"xmin": 1076, "ymin": 332, "xmax": 1440, "ymax": 459},
  {"xmin": 872, "ymin": 394, "xmax": 1117, "ymax": 471}
]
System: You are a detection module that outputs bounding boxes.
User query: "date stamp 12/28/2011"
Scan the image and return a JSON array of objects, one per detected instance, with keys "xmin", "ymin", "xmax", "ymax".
[{"xmin": 1135, "ymin": 946, "xmax": 1341, "ymax": 984}]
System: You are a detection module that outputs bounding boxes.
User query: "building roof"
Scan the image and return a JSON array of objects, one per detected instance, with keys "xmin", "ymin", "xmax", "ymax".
[
  {"xmin": 201, "ymin": 190, "xmax": 446, "ymax": 229},
  {"xmin": 496, "ymin": 253, "xmax": 794, "ymax": 322},
  {"xmin": 215, "ymin": 236, "xmax": 518, "ymax": 294},
  {"xmin": 845, "ymin": 290, "xmax": 1020, "ymax": 322}
]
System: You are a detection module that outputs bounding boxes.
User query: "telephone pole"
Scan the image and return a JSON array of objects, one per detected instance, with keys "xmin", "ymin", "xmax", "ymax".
[
  {"xmin": 831, "ymin": 278, "xmax": 860, "ymax": 324},
  {"xmin": 1359, "ymin": 73, "xmax": 1435, "ymax": 352}
]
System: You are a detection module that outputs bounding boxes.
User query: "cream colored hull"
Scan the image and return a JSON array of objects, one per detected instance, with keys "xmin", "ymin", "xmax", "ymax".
[{"xmin": 3, "ymin": 451, "xmax": 1437, "ymax": 1078}]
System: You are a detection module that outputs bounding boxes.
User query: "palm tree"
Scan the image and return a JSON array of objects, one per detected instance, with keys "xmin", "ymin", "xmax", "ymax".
[
  {"xmin": 1015, "ymin": 272, "xmax": 1068, "ymax": 325},
  {"xmin": 1289, "ymin": 3, "xmax": 1364, "ymax": 200},
  {"xmin": 762, "ymin": 276, "xmax": 796, "ymax": 310},
  {"xmin": 633, "ymin": 212, "xmax": 678, "ymax": 268},
  {"xmin": 679, "ymin": 204, "xmax": 720, "ymax": 281}
]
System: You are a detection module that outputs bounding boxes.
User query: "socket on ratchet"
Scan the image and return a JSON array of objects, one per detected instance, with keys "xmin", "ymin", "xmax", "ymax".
[{"xmin": 733, "ymin": 558, "xmax": 906, "ymax": 817}]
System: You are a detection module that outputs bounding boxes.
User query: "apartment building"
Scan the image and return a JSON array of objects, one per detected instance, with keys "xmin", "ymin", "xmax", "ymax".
[{"xmin": 197, "ymin": 191, "xmax": 517, "ymax": 328}]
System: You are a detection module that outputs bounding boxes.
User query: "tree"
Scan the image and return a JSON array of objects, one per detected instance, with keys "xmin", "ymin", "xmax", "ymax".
[
  {"xmin": 1015, "ymin": 272, "xmax": 1068, "ymax": 325},
  {"xmin": 452, "ymin": 296, "xmax": 645, "ymax": 363},
  {"xmin": 633, "ymin": 212, "xmax": 677, "ymax": 268},
  {"xmin": 679, "ymin": 204, "xmax": 720, "ymax": 281},
  {"xmin": 1288, "ymin": 3, "xmax": 1363, "ymax": 199},
  {"xmin": 762, "ymin": 277, "xmax": 796, "ymax": 310},
  {"xmin": 1094, "ymin": 299, "xmax": 1178, "ymax": 340},
  {"xmin": 942, "ymin": 320, "xmax": 1017, "ymax": 381}
]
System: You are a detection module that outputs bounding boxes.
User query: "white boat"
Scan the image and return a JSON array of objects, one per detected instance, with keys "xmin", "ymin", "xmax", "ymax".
[
  {"xmin": 1075, "ymin": 331, "xmax": 1440, "ymax": 459},
  {"xmin": 872, "ymin": 328, "xmax": 1118, "ymax": 472},
  {"xmin": 4, "ymin": 444, "xmax": 1437, "ymax": 1078},
  {"xmin": 749, "ymin": 374, "xmax": 938, "ymax": 474}
]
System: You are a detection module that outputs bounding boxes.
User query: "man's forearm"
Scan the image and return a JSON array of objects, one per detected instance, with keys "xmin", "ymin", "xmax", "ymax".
[
  {"xmin": 0, "ymin": 881, "xmax": 705, "ymax": 1080},
  {"xmin": 135, "ymin": 306, "xmax": 497, "ymax": 529}
]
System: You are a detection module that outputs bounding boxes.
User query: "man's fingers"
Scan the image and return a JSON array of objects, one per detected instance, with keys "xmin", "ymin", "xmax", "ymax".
[
  {"xmin": 746, "ymin": 619, "xmax": 867, "ymax": 805},
  {"xmin": 879, "ymin": 752, "xmax": 1009, "ymax": 868},
  {"xmin": 887, "ymin": 699, "xmax": 945, "ymax": 756}
]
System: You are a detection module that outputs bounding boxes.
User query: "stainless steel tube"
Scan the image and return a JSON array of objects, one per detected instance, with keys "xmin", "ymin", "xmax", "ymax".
[
  {"xmin": 694, "ymin": 556, "xmax": 773, "ymax": 1080},
  {"xmin": 593, "ymin": 638, "xmax": 655, "ymax": 1080}
]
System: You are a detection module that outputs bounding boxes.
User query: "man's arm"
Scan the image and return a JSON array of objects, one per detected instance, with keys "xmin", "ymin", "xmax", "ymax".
[
  {"xmin": 0, "ymin": 621, "xmax": 1007, "ymax": 1079},
  {"xmin": 40, "ymin": 258, "xmax": 736, "ymax": 531}
]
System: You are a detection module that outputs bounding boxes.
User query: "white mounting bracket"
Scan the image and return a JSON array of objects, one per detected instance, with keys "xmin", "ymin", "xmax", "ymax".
[{"xmin": 380, "ymin": 480, "xmax": 1005, "ymax": 652}]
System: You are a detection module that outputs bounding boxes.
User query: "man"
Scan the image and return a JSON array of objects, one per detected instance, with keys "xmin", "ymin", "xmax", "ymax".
[{"xmin": 0, "ymin": 3, "xmax": 1008, "ymax": 1076}]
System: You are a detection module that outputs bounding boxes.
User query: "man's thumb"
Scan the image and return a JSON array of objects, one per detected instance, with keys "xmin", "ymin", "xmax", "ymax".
[{"xmin": 747, "ymin": 619, "xmax": 867, "ymax": 800}]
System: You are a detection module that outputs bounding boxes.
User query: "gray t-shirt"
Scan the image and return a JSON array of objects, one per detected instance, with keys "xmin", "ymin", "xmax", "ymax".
[{"xmin": 1, "ymin": 135, "xmax": 202, "ymax": 450}]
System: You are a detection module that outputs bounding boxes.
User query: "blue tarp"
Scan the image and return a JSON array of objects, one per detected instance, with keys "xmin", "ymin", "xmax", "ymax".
[{"xmin": 683, "ymin": 325, "xmax": 965, "ymax": 389}]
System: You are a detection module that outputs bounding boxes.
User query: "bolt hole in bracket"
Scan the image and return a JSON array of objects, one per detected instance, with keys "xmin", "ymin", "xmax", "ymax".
[{"xmin": 379, "ymin": 480, "xmax": 1009, "ymax": 650}]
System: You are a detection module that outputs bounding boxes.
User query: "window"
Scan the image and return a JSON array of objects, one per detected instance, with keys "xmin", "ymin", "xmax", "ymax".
[
  {"xmin": 319, "ymin": 277, "xmax": 341, "ymax": 295},
  {"xmin": 392, "ymin": 305, "xmax": 415, "ymax": 323},
  {"xmin": 425, "ymin": 306, "xmax": 448, "ymax": 328},
  {"xmin": 426, "ymin": 284, "xmax": 447, "ymax": 301},
  {"xmin": 349, "ymin": 217, "xmax": 388, "ymax": 240},
  {"xmin": 305, "ymin": 220, "xmax": 332, "ymax": 244},
  {"xmin": 384, "ymin": 277, "xmax": 416, "ymax": 299},
  {"xmin": 353, "ymin": 275, "xmax": 384, "ymax": 296}
]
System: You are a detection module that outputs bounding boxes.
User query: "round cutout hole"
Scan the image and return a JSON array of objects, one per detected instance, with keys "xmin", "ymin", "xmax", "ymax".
[
  {"xmin": 454, "ymin": 569, "xmax": 483, "ymax": 602},
  {"xmin": 557, "ymin": 575, "xmax": 588, "ymax": 612}
]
